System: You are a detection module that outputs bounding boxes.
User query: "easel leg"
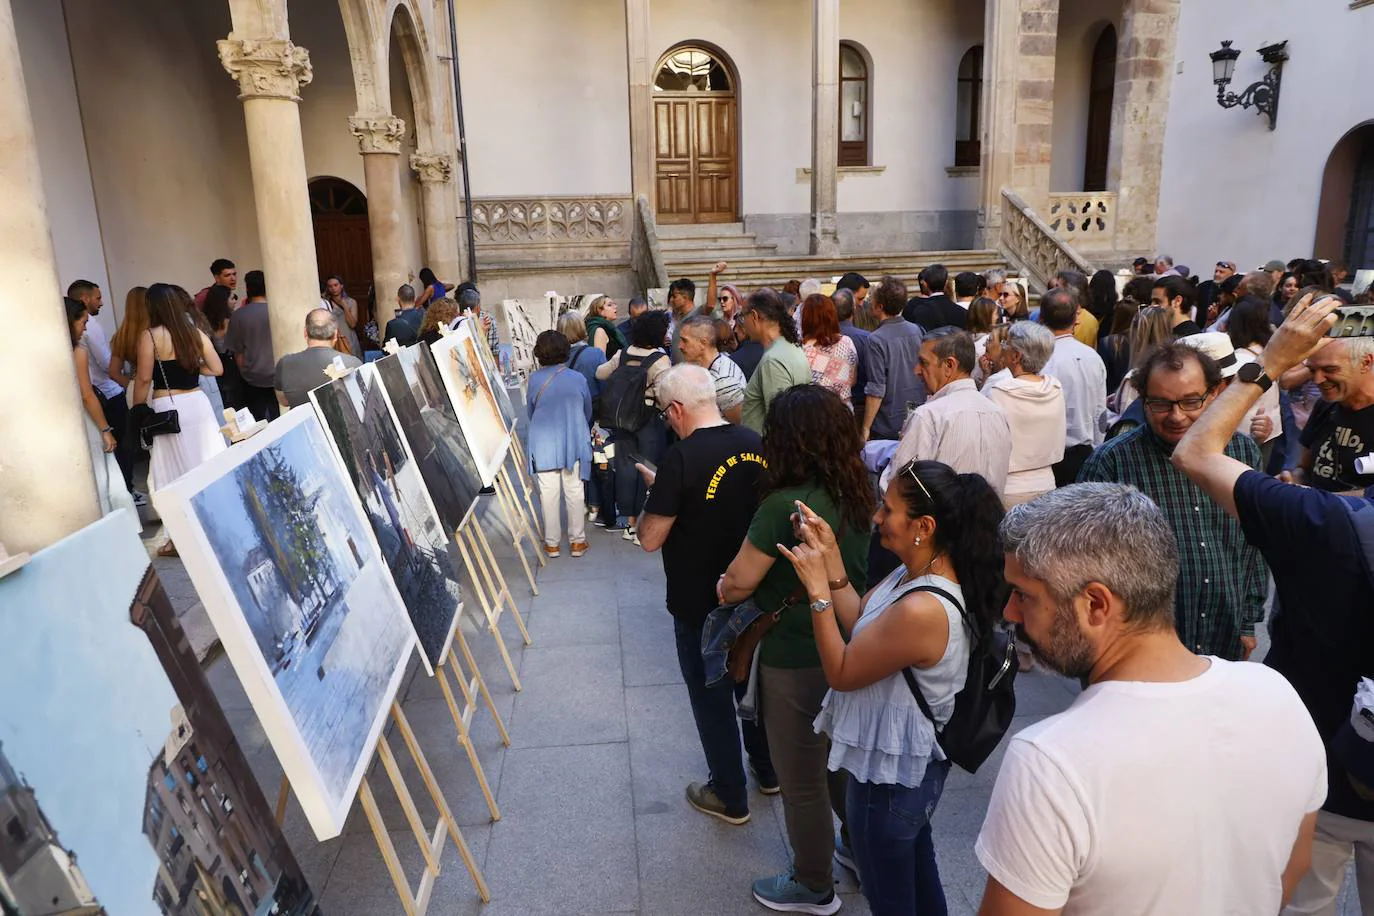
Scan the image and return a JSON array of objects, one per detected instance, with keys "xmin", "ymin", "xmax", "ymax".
[
  {"xmin": 452, "ymin": 636, "xmax": 511, "ymax": 747},
  {"xmin": 377, "ymin": 736, "xmax": 442, "ymax": 877},
  {"xmin": 455, "ymin": 525, "xmax": 523, "ymax": 692},
  {"xmin": 470, "ymin": 522, "xmax": 533, "ymax": 646},
  {"xmin": 493, "ymin": 474, "xmax": 542, "ymax": 593},
  {"xmin": 275, "ymin": 775, "xmax": 290, "ymax": 826},
  {"xmin": 392, "ymin": 702, "xmax": 492, "ymax": 903},
  {"xmin": 436, "ymin": 658, "xmax": 503, "ymax": 822},
  {"xmin": 359, "ymin": 778, "xmax": 422, "ymax": 916}
]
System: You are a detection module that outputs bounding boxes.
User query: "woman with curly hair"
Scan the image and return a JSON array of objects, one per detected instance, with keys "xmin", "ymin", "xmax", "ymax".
[
  {"xmin": 718, "ymin": 384, "xmax": 873, "ymax": 915},
  {"xmin": 780, "ymin": 459, "xmax": 1006, "ymax": 915},
  {"xmin": 418, "ymin": 298, "xmax": 460, "ymax": 345}
]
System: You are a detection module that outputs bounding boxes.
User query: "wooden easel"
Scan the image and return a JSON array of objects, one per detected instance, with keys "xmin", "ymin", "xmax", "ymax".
[
  {"xmin": 490, "ymin": 468, "xmax": 542, "ymax": 596},
  {"xmin": 276, "ymin": 702, "xmax": 491, "ymax": 912},
  {"xmin": 452, "ymin": 514, "xmax": 533, "ymax": 691},
  {"xmin": 435, "ymin": 625, "xmax": 508, "ymax": 822},
  {"xmin": 502, "ymin": 437, "xmax": 544, "ymax": 541}
]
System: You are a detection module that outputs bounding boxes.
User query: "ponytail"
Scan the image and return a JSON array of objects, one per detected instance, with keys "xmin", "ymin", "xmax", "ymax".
[{"xmin": 894, "ymin": 462, "xmax": 1008, "ymax": 635}]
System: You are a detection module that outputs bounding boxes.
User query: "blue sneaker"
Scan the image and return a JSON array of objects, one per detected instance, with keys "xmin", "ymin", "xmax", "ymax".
[
  {"xmin": 751, "ymin": 871, "xmax": 841, "ymax": 914},
  {"xmin": 833, "ymin": 836, "xmax": 857, "ymax": 879}
]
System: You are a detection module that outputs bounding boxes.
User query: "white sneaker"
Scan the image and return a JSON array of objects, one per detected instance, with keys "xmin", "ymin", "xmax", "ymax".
[
  {"xmin": 132, "ymin": 490, "xmax": 149, "ymax": 508},
  {"xmin": 622, "ymin": 526, "xmax": 636, "ymax": 542},
  {"xmin": 587, "ymin": 508, "xmax": 599, "ymax": 521}
]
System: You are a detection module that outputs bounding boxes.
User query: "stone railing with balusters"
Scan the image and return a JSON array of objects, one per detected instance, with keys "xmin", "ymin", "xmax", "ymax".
[
  {"xmin": 1047, "ymin": 192, "xmax": 1117, "ymax": 250},
  {"xmin": 1000, "ymin": 189, "xmax": 1095, "ymax": 291}
]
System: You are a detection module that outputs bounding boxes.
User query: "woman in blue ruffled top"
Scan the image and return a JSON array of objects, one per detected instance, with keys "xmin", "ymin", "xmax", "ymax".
[{"xmin": 779, "ymin": 459, "xmax": 1006, "ymax": 916}]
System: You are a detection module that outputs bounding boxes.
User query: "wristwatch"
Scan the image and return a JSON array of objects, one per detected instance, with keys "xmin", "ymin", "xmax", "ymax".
[
  {"xmin": 1236, "ymin": 361, "xmax": 1274, "ymax": 392},
  {"xmin": 810, "ymin": 598, "xmax": 833, "ymax": 614}
]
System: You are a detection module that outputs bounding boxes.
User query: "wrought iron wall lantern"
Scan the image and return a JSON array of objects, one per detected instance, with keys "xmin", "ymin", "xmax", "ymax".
[{"xmin": 1209, "ymin": 40, "xmax": 1288, "ymax": 131}]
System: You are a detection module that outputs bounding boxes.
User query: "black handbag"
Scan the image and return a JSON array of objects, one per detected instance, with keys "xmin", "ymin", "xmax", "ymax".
[{"xmin": 133, "ymin": 331, "xmax": 182, "ymax": 450}]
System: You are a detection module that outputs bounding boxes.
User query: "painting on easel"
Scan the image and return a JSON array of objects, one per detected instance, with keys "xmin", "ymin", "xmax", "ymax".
[
  {"xmin": 153, "ymin": 409, "xmax": 415, "ymax": 839},
  {"xmin": 0, "ymin": 510, "xmax": 322, "ymax": 913},
  {"xmin": 458, "ymin": 316, "xmax": 517, "ymax": 430},
  {"xmin": 375, "ymin": 343, "xmax": 483, "ymax": 533},
  {"xmin": 431, "ymin": 324, "xmax": 512, "ymax": 486},
  {"xmin": 310, "ymin": 364, "xmax": 465, "ymax": 673}
]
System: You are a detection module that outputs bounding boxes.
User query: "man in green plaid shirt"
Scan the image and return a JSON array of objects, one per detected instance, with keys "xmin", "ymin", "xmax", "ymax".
[{"xmin": 1078, "ymin": 340, "xmax": 1267, "ymax": 660}]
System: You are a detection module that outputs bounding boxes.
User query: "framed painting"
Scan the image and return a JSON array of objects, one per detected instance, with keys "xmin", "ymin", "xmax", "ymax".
[
  {"xmin": 497, "ymin": 299, "xmax": 538, "ymax": 382},
  {"xmin": 152, "ymin": 409, "xmax": 415, "ymax": 840},
  {"xmin": 457, "ymin": 316, "xmax": 517, "ymax": 430},
  {"xmin": 430, "ymin": 325, "xmax": 512, "ymax": 486},
  {"xmin": 309, "ymin": 364, "xmax": 465, "ymax": 674},
  {"xmin": 0, "ymin": 509, "xmax": 322, "ymax": 914},
  {"xmin": 374, "ymin": 343, "xmax": 483, "ymax": 534}
]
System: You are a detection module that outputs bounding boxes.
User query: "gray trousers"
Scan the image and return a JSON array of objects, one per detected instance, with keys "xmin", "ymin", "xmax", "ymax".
[{"xmin": 760, "ymin": 663, "xmax": 849, "ymax": 892}]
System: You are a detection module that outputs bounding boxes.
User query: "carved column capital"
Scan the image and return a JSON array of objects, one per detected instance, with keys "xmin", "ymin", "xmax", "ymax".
[
  {"xmin": 410, "ymin": 152, "xmax": 454, "ymax": 183},
  {"xmin": 349, "ymin": 115, "xmax": 406, "ymax": 155},
  {"xmin": 217, "ymin": 38, "xmax": 313, "ymax": 102}
]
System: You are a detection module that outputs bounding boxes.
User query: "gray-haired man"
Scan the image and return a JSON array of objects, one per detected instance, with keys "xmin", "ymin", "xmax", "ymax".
[
  {"xmin": 274, "ymin": 309, "xmax": 362, "ymax": 408},
  {"xmin": 976, "ymin": 483, "xmax": 1325, "ymax": 915}
]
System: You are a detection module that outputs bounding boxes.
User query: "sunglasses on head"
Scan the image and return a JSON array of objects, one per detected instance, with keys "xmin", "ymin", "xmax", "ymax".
[{"xmin": 902, "ymin": 461, "xmax": 933, "ymax": 502}]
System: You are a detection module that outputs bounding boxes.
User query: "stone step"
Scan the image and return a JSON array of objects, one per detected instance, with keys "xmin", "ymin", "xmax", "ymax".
[
  {"xmin": 662, "ymin": 250, "xmax": 1009, "ymax": 292},
  {"xmin": 656, "ymin": 243, "xmax": 779, "ymax": 260},
  {"xmin": 655, "ymin": 222, "xmax": 746, "ymax": 237}
]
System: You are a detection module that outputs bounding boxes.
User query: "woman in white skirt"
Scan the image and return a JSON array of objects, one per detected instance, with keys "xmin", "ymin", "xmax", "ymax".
[{"xmin": 133, "ymin": 283, "xmax": 225, "ymax": 556}]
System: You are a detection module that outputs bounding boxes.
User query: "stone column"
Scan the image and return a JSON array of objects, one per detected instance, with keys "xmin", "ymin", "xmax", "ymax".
[
  {"xmin": 218, "ymin": 37, "xmax": 321, "ymax": 362},
  {"xmin": 350, "ymin": 115, "xmax": 408, "ymax": 327},
  {"xmin": 809, "ymin": 0, "xmax": 840, "ymax": 256},
  {"xmin": 977, "ymin": 0, "xmax": 1060, "ymax": 246},
  {"xmin": 1108, "ymin": 0, "xmax": 1180, "ymax": 255},
  {"xmin": 0, "ymin": 0, "xmax": 99, "ymax": 551},
  {"xmin": 411, "ymin": 152, "xmax": 461, "ymax": 286},
  {"xmin": 624, "ymin": 0, "xmax": 654, "ymax": 210}
]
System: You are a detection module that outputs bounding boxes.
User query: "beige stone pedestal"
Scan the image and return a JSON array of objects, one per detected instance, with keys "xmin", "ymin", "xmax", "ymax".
[
  {"xmin": 809, "ymin": 0, "xmax": 840, "ymax": 257},
  {"xmin": 0, "ymin": 0, "xmax": 99, "ymax": 551}
]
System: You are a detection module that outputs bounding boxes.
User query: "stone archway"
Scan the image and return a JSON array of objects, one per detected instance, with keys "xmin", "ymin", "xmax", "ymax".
[{"xmin": 1315, "ymin": 122, "xmax": 1374, "ymax": 268}]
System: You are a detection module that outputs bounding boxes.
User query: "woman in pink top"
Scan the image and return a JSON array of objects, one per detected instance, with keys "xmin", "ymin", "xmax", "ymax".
[{"xmin": 800, "ymin": 294, "xmax": 858, "ymax": 409}]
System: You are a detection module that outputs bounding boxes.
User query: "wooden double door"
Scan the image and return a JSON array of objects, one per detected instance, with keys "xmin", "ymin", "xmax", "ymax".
[{"xmin": 654, "ymin": 95, "xmax": 738, "ymax": 224}]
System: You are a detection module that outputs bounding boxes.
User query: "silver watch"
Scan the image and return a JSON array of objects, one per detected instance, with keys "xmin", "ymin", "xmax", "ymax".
[{"xmin": 810, "ymin": 598, "xmax": 833, "ymax": 614}]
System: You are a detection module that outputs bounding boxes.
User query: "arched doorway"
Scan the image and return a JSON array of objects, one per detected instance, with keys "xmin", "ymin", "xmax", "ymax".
[
  {"xmin": 1316, "ymin": 124, "xmax": 1374, "ymax": 268},
  {"xmin": 309, "ymin": 177, "xmax": 373, "ymax": 308},
  {"xmin": 653, "ymin": 45, "xmax": 738, "ymax": 224},
  {"xmin": 1082, "ymin": 25, "xmax": 1116, "ymax": 192}
]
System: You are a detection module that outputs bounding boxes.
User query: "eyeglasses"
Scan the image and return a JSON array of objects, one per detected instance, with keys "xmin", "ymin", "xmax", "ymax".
[
  {"xmin": 718, "ymin": 296, "xmax": 730, "ymax": 303},
  {"xmin": 902, "ymin": 462, "xmax": 933, "ymax": 502},
  {"xmin": 658, "ymin": 400, "xmax": 681, "ymax": 421},
  {"xmin": 1142, "ymin": 395, "xmax": 1210, "ymax": 414}
]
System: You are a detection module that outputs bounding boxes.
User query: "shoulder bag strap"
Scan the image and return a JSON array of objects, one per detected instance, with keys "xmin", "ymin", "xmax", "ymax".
[
  {"xmin": 149, "ymin": 329, "xmax": 176, "ymax": 406},
  {"xmin": 894, "ymin": 583, "xmax": 967, "ymax": 726},
  {"xmin": 531, "ymin": 367, "xmax": 565, "ymax": 411}
]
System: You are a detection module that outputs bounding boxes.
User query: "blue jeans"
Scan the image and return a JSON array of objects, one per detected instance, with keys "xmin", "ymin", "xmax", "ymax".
[
  {"xmin": 846, "ymin": 760, "xmax": 952, "ymax": 916},
  {"xmin": 614, "ymin": 420, "xmax": 665, "ymax": 520},
  {"xmin": 673, "ymin": 616, "xmax": 773, "ymax": 813}
]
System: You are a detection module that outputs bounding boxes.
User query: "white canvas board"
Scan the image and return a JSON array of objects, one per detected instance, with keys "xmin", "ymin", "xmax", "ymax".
[
  {"xmin": 430, "ymin": 323, "xmax": 513, "ymax": 487},
  {"xmin": 152, "ymin": 408, "xmax": 415, "ymax": 840},
  {"xmin": 309, "ymin": 364, "xmax": 465, "ymax": 675},
  {"xmin": 497, "ymin": 299, "xmax": 539, "ymax": 381},
  {"xmin": 456, "ymin": 315, "xmax": 517, "ymax": 430}
]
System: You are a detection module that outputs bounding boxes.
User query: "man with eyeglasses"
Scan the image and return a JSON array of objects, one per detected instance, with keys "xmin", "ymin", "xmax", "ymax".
[{"xmin": 1077, "ymin": 341, "xmax": 1266, "ymax": 661}]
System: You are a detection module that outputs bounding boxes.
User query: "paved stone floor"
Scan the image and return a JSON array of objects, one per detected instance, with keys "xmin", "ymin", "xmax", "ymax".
[{"xmin": 146, "ymin": 469, "xmax": 1362, "ymax": 915}]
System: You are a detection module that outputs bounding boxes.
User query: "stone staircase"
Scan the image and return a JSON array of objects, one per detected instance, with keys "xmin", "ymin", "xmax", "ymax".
[
  {"xmin": 656, "ymin": 222, "xmax": 779, "ymax": 263},
  {"xmin": 664, "ymin": 246, "xmax": 1010, "ymax": 294}
]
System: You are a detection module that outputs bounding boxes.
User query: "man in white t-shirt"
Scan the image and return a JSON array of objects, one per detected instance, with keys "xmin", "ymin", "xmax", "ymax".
[{"xmin": 977, "ymin": 483, "xmax": 1327, "ymax": 915}]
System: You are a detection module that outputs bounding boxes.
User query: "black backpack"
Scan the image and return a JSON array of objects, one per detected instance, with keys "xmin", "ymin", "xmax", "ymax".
[
  {"xmin": 900, "ymin": 584, "xmax": 1018, "ymax": 773},
  {"xmin": 596, "ymin": 350, "xmax": 666, "ymax": 432}
]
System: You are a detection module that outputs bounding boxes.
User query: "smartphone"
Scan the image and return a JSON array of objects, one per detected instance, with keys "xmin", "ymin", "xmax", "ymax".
[
  {"xmin": 629, "ymin": 451, "xmax": 657, "ymax": 475},
  {"xmin": 1329, "ymin": 305, "xmax": 1374, "ymax": 339}
]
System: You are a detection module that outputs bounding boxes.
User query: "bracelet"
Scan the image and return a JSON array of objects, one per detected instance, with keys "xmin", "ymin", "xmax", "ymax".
[
  {"xmin": 828, "ymin": 576, "xmax": 849, "ymax": 591},
  {"xmin": 100, "ymin": 426, "xmax": 114, "ymax": 434}
]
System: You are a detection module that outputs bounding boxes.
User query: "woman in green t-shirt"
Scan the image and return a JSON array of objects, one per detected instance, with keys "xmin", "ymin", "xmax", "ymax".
[{"xmin": 718, "ymin": 384, "xmax": 873, "ymax": 914}]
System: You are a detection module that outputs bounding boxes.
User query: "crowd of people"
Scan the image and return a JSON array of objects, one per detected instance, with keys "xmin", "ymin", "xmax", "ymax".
[
  {"xmin": 526, "ymin": 256, "xmax": 1374, "ymax": 916},
  {"xmin": 66, "ymin": 245, "xmax": 1374, "ymax": 914},
  {"xmin": 65, "ymin": 259, "xmax": 491, "ymax": 556}
]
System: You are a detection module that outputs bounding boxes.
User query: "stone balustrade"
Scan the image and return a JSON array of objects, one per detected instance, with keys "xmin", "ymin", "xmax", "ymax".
[
  {"xmin": 1046, "ymin": 192, "xmax": 1117, "ymax": 250},
  {"xmin": 1001, "ymin": 189, "xmax": 1094, "ymax": 291},
  {"xmin": 471, "ymin": 196, "xmax": 630, "ymax": 246}
]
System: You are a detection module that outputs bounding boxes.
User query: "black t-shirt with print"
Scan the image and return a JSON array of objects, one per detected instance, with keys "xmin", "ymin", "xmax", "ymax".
[
  {"xmin": 1300, "ymin": 399, "xmax": 1374, "ymax": 492},
  {"xmin": 643, "ymin": 423, "xmax": 766, "ymax": 623}
]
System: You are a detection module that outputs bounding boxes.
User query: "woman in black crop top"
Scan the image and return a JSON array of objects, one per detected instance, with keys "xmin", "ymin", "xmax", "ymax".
[{"xmin": 133, "ymin": 284, "xmax": 225, "ymax": 556}]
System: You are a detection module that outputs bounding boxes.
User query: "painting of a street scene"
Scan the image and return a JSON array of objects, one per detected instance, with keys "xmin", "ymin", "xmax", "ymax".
[
  {"xmin": 154, "ymin": 410, "xmax": 413, "ymax": 839},
  {"xmin": 497, "ymin": 299, "xmax": 539, "ymax": 383},
  {"xmin": 431, "ymin": 326, "xmax": 512, "ymax": 486},
  {"xmin": 461, "ymin": 316, "xmax": 518, "ymax": 429},
  {"xmin": 311, "ymin": 364, "xmax": 465, "ymax": 673},
  {"xmin": 375, "ymin": 344, "xmax": 483, "ymax": 534},
  {"xmin": 0, "ymin": 510, "xmax": 321, "ymax": 914}
]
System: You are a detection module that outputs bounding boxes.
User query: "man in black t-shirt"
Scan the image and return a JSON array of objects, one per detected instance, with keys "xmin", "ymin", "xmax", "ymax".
[
  {"xmin": 637, "ymin": 364, "xmax": 774, "ymax": 825},
  {"xmin": 1293, "ymin": 337, "xmax": 1374, "ymax": 493}
]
